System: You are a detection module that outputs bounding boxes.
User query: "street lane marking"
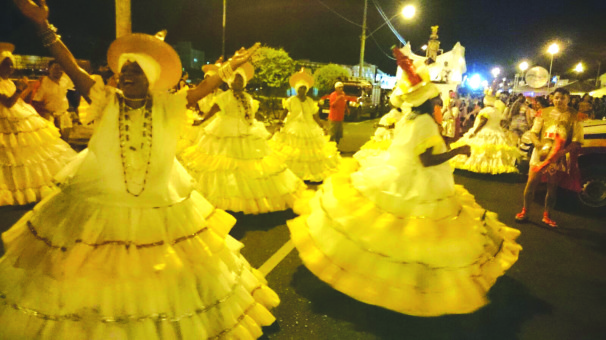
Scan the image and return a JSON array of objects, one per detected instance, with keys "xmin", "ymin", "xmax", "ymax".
[{"xmin": 259, "ymin": 239, "xmax": 295, "ymax": 276}]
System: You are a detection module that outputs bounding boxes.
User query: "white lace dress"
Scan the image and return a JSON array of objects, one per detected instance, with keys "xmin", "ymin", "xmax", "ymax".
[{"xmin": 0, "ymin": 80, "xmax": 279, "ymax": 339}]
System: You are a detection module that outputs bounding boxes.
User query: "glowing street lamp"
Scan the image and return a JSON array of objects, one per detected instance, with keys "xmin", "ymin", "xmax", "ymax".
[
  {"xmin": 401, "ymin": 5, "xmax": 416, "ymax": 19},
  {"xmin": 547, "ymin": 43, "xmax": 559, "ymax": 91},
  {"xmin": 515, "ymin": 61, "xmax": 529, "ymax": 93},
  {"xmin": 548, "ymin": 43, "xmax": 559, "ymax": 55},
  {"xmin": 491, "ymin": 67, "xmax": 501, "ymax": 78},
  {"xmin": 360, "ymin": 2, "xmax": 415, "ymax": 79},
  {"xmin": 574, "ymin": 62, "xmax": 584, "ymax": 73}
]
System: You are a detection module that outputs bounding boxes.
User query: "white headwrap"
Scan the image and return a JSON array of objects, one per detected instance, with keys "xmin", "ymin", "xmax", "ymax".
[
  {"xmin": 228, "ymin": 67, "xmax": 248, "ymax": 88},
  {"xmin": 294, "ymin": 80, "xmax": 311, "ymax": 93},
  {"xmin": 118, "ymin": 53, "xmax": 161, "ymax": 89},
  {"xmin": 0, "ymin": 51, "xmax": 15, "ymax": 66}
]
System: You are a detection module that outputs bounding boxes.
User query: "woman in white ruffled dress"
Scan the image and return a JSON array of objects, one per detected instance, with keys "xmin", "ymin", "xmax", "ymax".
[
  {"xmin": 450, "ymin": 94, "xmax": 519, "ymax": 174},
  {"xmin": 180, "ymin": 63, "xmax": 305, "ymax": 214},
  {"xmin": 176, "ymin": 61, "xmax": 224, "ymax": 159},
  {"xmin": 1, "ymin": 2, "xmax": 279, "ymax": 339},
  {"xmin": 288, "ymin": 51, "xmax": 521, "ymax": 317},
  {"xmin": 0, "ymin": 42, "xmax": 76, "ymax": 206},
  {"xmin": 268, "ymin": 69, "xmax": 340, "ymax": 182},
  {"xmin": 353, "ymin": 102, "xmax": 411, "ymax": 167}
]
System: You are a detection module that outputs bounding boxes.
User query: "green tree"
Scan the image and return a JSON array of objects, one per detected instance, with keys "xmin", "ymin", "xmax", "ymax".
[
  {"xmin": 249, "ymin": 46, "xmax": 295, "ymax": 123},
  {"xmin": 250, "ymin": 46, "xmax": 295, "ymax": 94},
  {"xmin": 313, "ymin": 64, "xmax": 352, "ymax": 95}
]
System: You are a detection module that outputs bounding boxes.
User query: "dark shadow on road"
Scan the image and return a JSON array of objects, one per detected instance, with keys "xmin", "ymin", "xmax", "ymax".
[
  {"xmin": 554, "ymin": 227, "xmax": 606, "ymax": 256},
  {"xmin": 454, "ymin": 169, "xmax": 527, "ymax": 184},
  {"xmin": 291, "ymin": 266, "xmax": 551, "ymax": 340},
  {"xmin": 228, "ymin": 209, "xmax": 297, "ymax": 240},
  {"xmin": 258, "ymin": 322, "xmax": 281, "ymax": 340},
  {"xmin": 0, "ymin": 204, "xmax": 35, "ymax": 256},
  {"xmin": 553, "ymin": 188, "xmax": 606, "ymax": 218}
]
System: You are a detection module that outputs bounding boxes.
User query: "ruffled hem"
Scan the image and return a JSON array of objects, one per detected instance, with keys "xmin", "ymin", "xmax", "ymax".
[
  {"xmin": 268, "ymin": 138, "xmax": 340, "ymax": 182},
  {"xmin": 358, "ymin": 138, "xmax": 392, "ymax": 152},
  {"xmin": 268, "ymin": 133, "xmax": 335, "ymax": 162},
  {"xmin": 1, "ymin": 121, "xmax": 63, "ymax": 149},
  {"xmin": 182, "ymin": 133, "xmax": 271, "ymax": 162},
  {"xmin": 0, "ymin": 185, "xmax": 56, "ymax": 206},
  {"xmin": 182, "ymin": 148, "xmax": 288, "ymax": 179},
  {"xmin": 353, "ymin": 139, "xmax": 391, "ymax": 167},
  {"xmin": 450, "ymin": 134, "xmax": 519, "ymax": 174},
  {"xmin": 0, "ymin": 189, "xmax": 279, "ymax": 339},
  {"xmin": 287, "ymin": 162, "xmax": 522, "ymax": 316},
  {"xmin": 0, "ymin": 299, "xmax": 276, "ymax": 340},
  {"xmin": 191, "ymin": 169, "xmax": 307, "ymax": 214},
  {"xmin": 450, "ymin": 158, "xmax": 519, "ymax": 174},
  {"xmin": 0, "ymin": 109, "xmax": 51, "ymax": 135},
  {"xmin": 1, "ymin": 137, "xmax": 76, "ymax": 206}
]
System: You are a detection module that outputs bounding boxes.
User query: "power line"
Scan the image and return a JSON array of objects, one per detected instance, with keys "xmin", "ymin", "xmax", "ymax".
[
  {"xmin": 370, "ymin": 34, "xmax": 396, "ymax": 61},
  {"xmin": 371, "ymin": 0, "xmax": 406, "ymax": 45},
  {"xmin": 316, "ymin": 0, "xmax": 362, "ymax": 27}
]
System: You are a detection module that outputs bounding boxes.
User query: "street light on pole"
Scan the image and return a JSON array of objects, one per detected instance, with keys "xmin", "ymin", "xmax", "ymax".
[
  {"xmin": 574, "ymin": 62, "xmax": 584, "ymax": 73},
  {"xmin": 491, "ymin": 67, "xmax": 501, "ymax": 78},
  {"xmin": 359, "ymin": 2, "xmax": 415, "ymax": 79},
  {"xmin": 401, "ymin": 5, "xmax": 415, "ymax": 19},
  {"xmin": 547, "ymin": 43, "xmax": 559, "ymax": 92},
  {"xmin": 514, "ymin": 61, "xmax": 529, "ymax": 93},
  {"xmin": 222, "ymin": 0, "xmax": 226, "ymax": 59},
  {"xmin": 359, "ymin": 0, "xmax": 368, "ymax": 79}
]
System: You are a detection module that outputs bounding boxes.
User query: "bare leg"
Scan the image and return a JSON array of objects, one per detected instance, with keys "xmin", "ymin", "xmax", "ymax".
[
  {"xmin": 523, "ymin": 170, "xmax": 542, "ymax": 211},
  {"xmin": 545, "ymin": 171, "xmax": 562, "ymax": 216}
]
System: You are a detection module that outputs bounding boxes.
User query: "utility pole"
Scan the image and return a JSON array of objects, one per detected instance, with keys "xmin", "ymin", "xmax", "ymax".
[
  {"xmin": 596, "ymin": 61, "xmax": 601, "ymax": 87},
  {"xmin": 115, "ymin": 0, "xmax": 131, "ymax": 38},
  {"xmin": 222, "ymin": 0, "xmax": 227, "ymax": 58},
  {"xmin": 359, "ymin": 0, "xmax": 367, "ymax": 79}
]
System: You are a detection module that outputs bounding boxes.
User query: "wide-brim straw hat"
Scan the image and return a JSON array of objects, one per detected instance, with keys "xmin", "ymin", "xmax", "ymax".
[
  {"xmin": 289, "ymin": 68, "xmax": 314, "ymax": 89},
  {"xmin": 107, "ymin": 33, "xmax": 182, "ymax": 91},
  {"xmin": 0, "ymin": 42, "xmax": 16, "ymax": 63},
  {"xmin": 0, "ymin": 42, "xmax": 15, "ymax": 54}
]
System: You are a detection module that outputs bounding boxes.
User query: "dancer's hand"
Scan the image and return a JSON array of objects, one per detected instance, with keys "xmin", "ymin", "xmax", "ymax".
[
  {"xmin": 456, "ymin": 145, "xmax": 472, "ymax": 157},
  {"xmin": 228, "ymin": 43, "xmax": 261, "ymax": 70},
  {"xmin": 14, "ymin": 77, "xmax": 29, "ymax": 92},
  {"xmin": 13, "ymin": 0, "xmax": 49, "ymax": 26}
]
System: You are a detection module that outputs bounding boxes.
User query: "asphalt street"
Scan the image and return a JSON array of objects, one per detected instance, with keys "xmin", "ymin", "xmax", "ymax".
[{"xmin": 0, "ymin": 119, "xmax": 604, "ymax": 339}]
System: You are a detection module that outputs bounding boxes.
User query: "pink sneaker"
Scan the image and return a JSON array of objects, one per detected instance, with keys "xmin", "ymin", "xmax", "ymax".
[
  {"xmin": 515, "ymin": 208, "xmax": 528, "ymax": 222},
  {"xmin": 542, "ymin": 212, "xmax": 558, "ymax": 228}
]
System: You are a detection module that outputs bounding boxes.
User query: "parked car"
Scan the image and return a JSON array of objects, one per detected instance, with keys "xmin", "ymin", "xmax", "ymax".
[
  {"xmin": 577, "ymin": 119, "xmax": 606, "ymax": 210},
  {"xmin": 318, "ymin": 78, "xmax": 383, "ymax": 121}
]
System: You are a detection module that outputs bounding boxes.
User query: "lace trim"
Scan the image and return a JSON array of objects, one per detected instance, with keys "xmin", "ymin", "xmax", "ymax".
[
  {"xmin": 315, "ymin": 191, "xmax": 503, "ymax": 270},
  {"xmin": 0, "ymin": 124, "xmax": 54, "ymax": 136},
  {"xmin": 26, "ymin": 207, "xmax": 218, "ymax": 251},
  {"xmin": 0, "ymin": 269, "xmax": 263, "ymax": 328}
]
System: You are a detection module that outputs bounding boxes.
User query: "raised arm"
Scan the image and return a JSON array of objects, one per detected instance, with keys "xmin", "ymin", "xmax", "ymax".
[
  {"xmin": 0, "ymin": 78, "xmax": 28, "ymax": 108},
  {"xmin": 14, "ymin": 0, "xmax": 96, "ymax": 97},
  {"xmin": 186, "ymin": 44, "xmax": 260, "ymax": 107},
  {"xmin": 419, "ymin": 145, "xmax": 471, "ymax": 167}
]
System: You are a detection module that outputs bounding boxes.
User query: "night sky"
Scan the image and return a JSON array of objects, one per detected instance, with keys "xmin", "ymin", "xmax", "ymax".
[{"xmin": 2, "ymin": 0, "xmax": 605, "ymax": 80}]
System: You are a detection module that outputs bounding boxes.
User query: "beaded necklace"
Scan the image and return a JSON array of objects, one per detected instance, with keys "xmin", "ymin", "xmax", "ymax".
[
  {"xmin": 117, "ymin": 93, "xmax": 153, "ymax": 197},
  {"xmin": 233, "ymin": 90, "xmax": 253, "ymax": 124}
]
